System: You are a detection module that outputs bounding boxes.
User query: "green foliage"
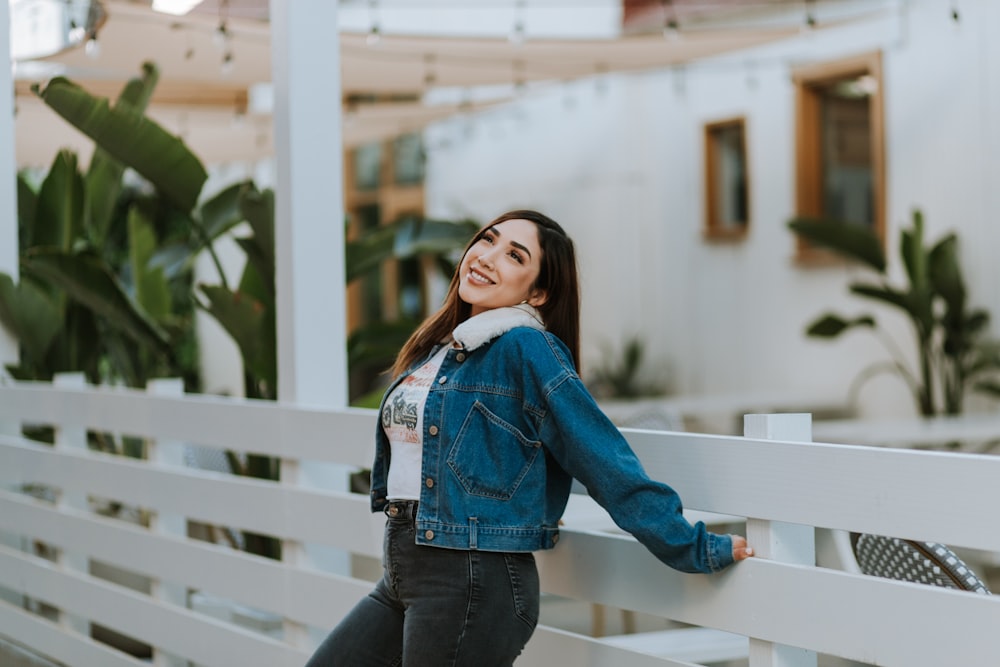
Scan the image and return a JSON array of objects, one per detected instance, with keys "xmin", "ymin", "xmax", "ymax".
[
  {"xmin": 788, "ymin": 209, "xmax": 1000, "ymax": 416},
  {"xmin": 587, "ymin": 336, "xmax": 665, "ymax": 399}
]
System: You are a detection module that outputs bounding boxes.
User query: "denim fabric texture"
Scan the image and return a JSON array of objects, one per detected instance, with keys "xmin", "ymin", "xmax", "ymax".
[
  {"xmin": 304, "ymin": 502, "xmax": 539, "ymax": 666},
  {"xmin": 369, "ymin": 326, "xmax": 734, "ymax": 574}
]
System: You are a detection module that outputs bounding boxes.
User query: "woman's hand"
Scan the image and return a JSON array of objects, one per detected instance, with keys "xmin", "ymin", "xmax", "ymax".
[{"xmin": 731, "ymin": 534, "xmax": 754, "ymax": 562}]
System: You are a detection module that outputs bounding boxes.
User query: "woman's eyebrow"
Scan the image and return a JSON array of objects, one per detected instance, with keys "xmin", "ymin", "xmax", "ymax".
[{"xmin": 492, "ymin": 228, "xmax": 533, "ymax": 259}]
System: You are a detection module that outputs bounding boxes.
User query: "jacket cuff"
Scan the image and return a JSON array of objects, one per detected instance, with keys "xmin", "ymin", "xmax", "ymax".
[{"xmin": 708, "ymin": 532, "xmax": 735, "ymax": 572}]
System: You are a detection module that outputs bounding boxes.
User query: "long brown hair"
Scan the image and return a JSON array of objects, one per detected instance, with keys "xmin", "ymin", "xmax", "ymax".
[{"xmin": 391, "ymin": 210, "xmax": 581, "ymax": 377}]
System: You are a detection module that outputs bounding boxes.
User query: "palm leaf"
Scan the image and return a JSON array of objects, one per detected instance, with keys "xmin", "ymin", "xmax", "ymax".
[
  {"xmin": 22, "ymin": 248, "xmax": 171, "ymax": 352},
  {"xmin": 788, "ymin": 217, "xmax": 886, "ymax": 272},
  {"xmin": 33, "ymin": 76, "xmax": 206, "ymax": 212}
]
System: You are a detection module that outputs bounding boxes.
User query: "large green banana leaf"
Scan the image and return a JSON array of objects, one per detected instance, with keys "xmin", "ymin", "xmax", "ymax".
[
  {"xmin": 16, "ymin": 172, "xmax": 37, "ymax": 248},
  {"xmin": 33, "ymin": 76, "xmax": 207, "ymax": 213},
  {"xmin": 198, "ymin": 284, "xmax": 275, "ymax": 392},
  {"xmin": 128, "ymin": 208, "xmax": 171, "ymax": 321},
  {"xmin": 149, "ymin": 181, "xmax": 251, "ymax": 281},
  {"xmin": 34, "ymin": 150, "xmax": 85, "ymax": 250},
  {"xmin": 0, "ymin": 273, "xmax": 61, "ymax": 368},
  {"xmin": 22, "ymin": 249, "xmax": 171, "ymax": 352},
  {"xmin": 805, "ymin": 313, "xmax": 875, "ymax": 338},
  {"xmin": 346, "ymin": 217, "xmax": 477, "ymax": 282},
  {"xmin": 787, "ymin": 217, "xmax": 886, "ymax": 272},
  {"xmin": 86, "ymin": 62, "xmax": 161, "ymax": 244}
]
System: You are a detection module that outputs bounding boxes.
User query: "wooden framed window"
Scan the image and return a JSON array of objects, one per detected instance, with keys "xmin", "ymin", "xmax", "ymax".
[
  {"xmin": 793, "ymin": 51, "xmax": 885, "ymax": 263},
  {"xmin": 704, "ymin": 117, "xmax": 750, "ymax": 240}
]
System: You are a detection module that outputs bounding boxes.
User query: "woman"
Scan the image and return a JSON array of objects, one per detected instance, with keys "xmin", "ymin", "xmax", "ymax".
[{"xmin": 305, "ymin": 210, "xmax": 752, "ymax": 666}]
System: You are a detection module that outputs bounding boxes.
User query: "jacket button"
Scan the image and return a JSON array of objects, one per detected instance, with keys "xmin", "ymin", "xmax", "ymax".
[
  {"xmin": 455, "ymin": 352, "xmax": 466, "ymax": 362},
  {"xmin": 425, "ymin": 478, "xmax": 434, "ymax": 488},
  {"xmin": 428, "ymin": 425, "xmax": 439, "ymax": 436},
  {"xmin": 438, "ymin": 376, "xmax": 447, "ymax": 384},
  {"xmin": 425, "ymin": 530, "xmax": 435, "ymax": 540}
]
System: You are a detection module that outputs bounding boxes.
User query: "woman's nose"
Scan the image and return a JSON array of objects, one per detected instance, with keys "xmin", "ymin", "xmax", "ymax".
[{"xmin": 477, "ymin": 252, "xmax": 494, "ymax": 269}]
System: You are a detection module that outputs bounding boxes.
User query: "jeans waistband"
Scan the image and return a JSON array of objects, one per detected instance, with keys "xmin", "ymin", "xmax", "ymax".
[{"xmin": 384, "ymin": 500, "xmax": 419, "ymax": 520}]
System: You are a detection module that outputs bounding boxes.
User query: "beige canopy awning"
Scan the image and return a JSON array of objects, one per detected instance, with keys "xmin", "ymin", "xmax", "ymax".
[{"xmin": 13, "ymin": 0, "xmax": 881, "ymax": 166}]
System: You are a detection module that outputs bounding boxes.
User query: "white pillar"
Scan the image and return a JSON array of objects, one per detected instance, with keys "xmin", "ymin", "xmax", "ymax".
[
  {"xmin": 271, "ymin": 1, "xmax": 347, "ymax": 409},
  {"xmin": 744, "ymin": 413, "xmax": 818, "ymax": 667},
  {"xmin": 269, "ymin": 0, "xmax": 350, "ymax": 652},
  {"xmin": 0, "ymin": 0, "xmax": 19, "ymax": 375}
]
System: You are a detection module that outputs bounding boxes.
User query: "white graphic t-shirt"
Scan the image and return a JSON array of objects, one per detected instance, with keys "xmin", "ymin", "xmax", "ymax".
[{"xmin": 382, "ymin": 345, "xmax": 450, "ymax": 500}]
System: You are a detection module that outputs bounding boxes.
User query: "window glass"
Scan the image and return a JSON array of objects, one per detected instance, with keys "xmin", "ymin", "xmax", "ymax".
[{"xmin": 704, "ymin": 118, "xmax": 749, "ymax": 239}]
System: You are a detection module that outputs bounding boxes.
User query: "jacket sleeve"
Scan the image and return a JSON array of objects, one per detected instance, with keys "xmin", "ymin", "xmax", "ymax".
[{"xmin": 537, "ymin": 372, "xmax": 735, "ymax": 574}]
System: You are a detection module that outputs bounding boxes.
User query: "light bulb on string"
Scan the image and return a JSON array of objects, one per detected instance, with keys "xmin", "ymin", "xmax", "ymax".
[
  {"xmin": 221, "ymin": 50, "xmax": 234, "ymax": 76},
  {"xmin": 85, "ymin": 33, "xmax": 100, "ymax": 58},
  {"xmin": 803, "ymin": 0, "xmax": 816, "ymax": 30},
  {"xmin": 367, "ymin": 0, "xmax": 381, "ymax": 46},
  {"xmin": 213, "ymin": 22, "xmax": 229, "ymax": 51},
  {"xmin": 509, "ymin": 1, "xmax": 525, "ymax": 45},
  {"xmin": 512, "ymin": 59, "xmax": 526, "ymax": 95},
  {"xmin": 950, "ymin": 1, "xmax": 960, "ymax": 22},
  {"xmin": 423, "ymin": 53, "xmax": 437, "ymax": 88},
  {"xmin": 661, "ymin": 0, "xmax": 679, "ymax": 40}
]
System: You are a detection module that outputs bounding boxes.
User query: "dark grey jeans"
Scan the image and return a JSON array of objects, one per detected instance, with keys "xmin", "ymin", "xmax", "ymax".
[{"xmin": 304, "ymin": 501, "xmax": 540, "ymax": 666}]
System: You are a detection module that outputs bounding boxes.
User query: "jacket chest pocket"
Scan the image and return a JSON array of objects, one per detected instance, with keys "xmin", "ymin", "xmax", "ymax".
[{"xmin": 447, "ymin": 401, "xmax": 542, "ymax": 500}]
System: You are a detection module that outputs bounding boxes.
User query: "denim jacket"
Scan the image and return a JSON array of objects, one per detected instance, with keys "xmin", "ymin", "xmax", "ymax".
[{"xmin": 369, "ymin": 307, "xmax": 734, "ymax": 574}]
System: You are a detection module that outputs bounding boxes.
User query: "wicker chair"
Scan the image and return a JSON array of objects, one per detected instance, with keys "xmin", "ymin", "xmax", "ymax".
[{"xmin": 850, "ymin": 532, "xmax": 991, "ymax": 595}]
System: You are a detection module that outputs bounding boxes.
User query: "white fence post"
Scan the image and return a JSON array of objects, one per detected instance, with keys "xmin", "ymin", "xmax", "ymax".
[
  {"xmin": 146, "ymin": 378, "xmax": 188, "ymax": 667},
  {"xmin": 744, "ymin": 413, "xmax": 817, "ymax": 667},
  {"xmin": 52, "ymin": 372, "xmax": 90, "ymax": 636}
]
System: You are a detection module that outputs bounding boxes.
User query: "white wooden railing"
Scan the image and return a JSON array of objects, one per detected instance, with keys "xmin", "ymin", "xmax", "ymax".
[{"xmin": 2, "ymin": 376, "xmax": 1000, "ymax": 667}]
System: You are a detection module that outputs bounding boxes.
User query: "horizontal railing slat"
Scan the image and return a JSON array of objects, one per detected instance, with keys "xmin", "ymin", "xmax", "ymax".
[
  {"xmin": 541, "ymin": 531, "xmax": 1000, "ymax": 665},
  {"xmin": 0, "ymin": 437, "xmax": 382, "ymax": 554},
  {"xmin": 0, "ymin": 491, "xmax": 373, "ymax": 627},
  {"xmin": 0, "ymin": 383, "xmax": 375, "ymax": 466},
  {"xmin": 627, "ymin": 428, "xmax": 1000, "ymax": 552},
  {"xmin": 0, "ymin": 545, "xmax": 308, "ymax": 667},
  {"xmin": 0, "ymin": 600, "xmax": 147, "ymax": 667}
]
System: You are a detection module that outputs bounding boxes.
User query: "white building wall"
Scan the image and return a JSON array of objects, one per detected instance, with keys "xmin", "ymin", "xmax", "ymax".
[{"xmin": 425, "ymin": 0, "xmax": 1000, "ymax": 419}]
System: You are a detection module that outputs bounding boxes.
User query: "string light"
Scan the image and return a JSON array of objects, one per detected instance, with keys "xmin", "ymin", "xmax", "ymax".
[
  {"xmin": 950, "ymin": 1, "xmax": 960, "ymax": 22},
  {"xmin": 509, "ymin": 1, "xmax": 526, "ymax": 45},
  {"xmin": 513, "ymin": 59, "xmax": 526, "ymax": 93},
  {"xmin": 423, "ymin": 53, "xmax": 437, "ymax": 88},
  {"xmin": 804, "ymin": 0, "xmax": 816, "ymax": 29},
  {"xmin": 85, "ymin": 33, "xmax": 100, "ymax": 58},
  {"xmin": 367, "ymin": 0, "xmax": 382, "ymax": 46},
  {"xmin": 213, "ymin": 0, "xmax": 230, "ymax": 51},
  {"xmin": 662, "ymin": 0, "xmax": 679, "ymax": 41}
]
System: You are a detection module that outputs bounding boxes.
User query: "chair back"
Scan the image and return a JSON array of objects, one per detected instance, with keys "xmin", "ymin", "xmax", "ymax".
[{"xmin": 851, "ymin": 533, "xmax": 991, "ymax": 595}]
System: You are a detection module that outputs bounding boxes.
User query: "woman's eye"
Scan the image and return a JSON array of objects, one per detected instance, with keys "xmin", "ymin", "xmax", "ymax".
[{"xmin": 508, "ymin": 250, "xmax": 524, "ymax": 264}]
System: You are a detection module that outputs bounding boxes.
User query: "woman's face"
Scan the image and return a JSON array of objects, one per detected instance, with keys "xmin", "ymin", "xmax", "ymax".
[{"xmin": 458, "ymin": 218, "xmax": 547, "ymax": 317}]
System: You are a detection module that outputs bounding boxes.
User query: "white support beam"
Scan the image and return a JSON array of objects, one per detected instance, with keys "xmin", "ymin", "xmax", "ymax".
[
  {"xmin": 744, "ymin": 414, "xmax": 817, "ymax": 667},
  {"xmin": 0, "ymin": 0, "xmax": 18, "ymax": 379},
  {"xmin": 269, "ymin": 0, "xmax": 351, "ymax": 651},
  {"xmin": 270, "ymin": 0, "xmax": 347, "ymax": 409}
]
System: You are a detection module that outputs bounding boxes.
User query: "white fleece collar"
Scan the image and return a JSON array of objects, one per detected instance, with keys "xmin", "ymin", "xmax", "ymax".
[{"xmin": 452, "ymin": 304, "xmax": 545, "ymax": 351}]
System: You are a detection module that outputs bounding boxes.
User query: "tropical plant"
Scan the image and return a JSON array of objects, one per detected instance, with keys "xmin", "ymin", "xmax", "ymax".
[
  {"xmin": 789, "ymin": 209, "xmax": 1000, "ymax": 416},
  {"xmin": 0, "ymin": 62, "xmax": 281, "ymax": 555},
  {"xmin": 587, "ymin": 335, "xmax": 666, "ymax": 399},
  {"xmin": 0, "ymin": 63, "xmax": 250, "ymax": 392}
]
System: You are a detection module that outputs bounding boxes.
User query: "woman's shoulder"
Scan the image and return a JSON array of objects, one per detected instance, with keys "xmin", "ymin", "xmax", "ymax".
[{"xmin": 495, "ymin": 327, "xmax": 576, "ymax": 372}]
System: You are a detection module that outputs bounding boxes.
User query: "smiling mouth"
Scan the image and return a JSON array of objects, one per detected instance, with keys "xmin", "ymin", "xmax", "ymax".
[{"xmin": 468, "ymin": 268, "xmax": 495, "ymax": 285}]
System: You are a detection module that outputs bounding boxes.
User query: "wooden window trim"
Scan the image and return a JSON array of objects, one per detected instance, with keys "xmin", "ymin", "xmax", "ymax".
[
  {"xmin": 792, "ymin": 51, "xmax": 885, "ymax": 265},
  {"xmin": 703, "ymin": 116, "xmax": 750, "ymax": 242}
]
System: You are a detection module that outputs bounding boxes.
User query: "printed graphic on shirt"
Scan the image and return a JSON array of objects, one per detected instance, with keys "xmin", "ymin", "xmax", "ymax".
[{"xmin": 382, "ymin": 348, "xmax": 446, "ymax": 445}]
